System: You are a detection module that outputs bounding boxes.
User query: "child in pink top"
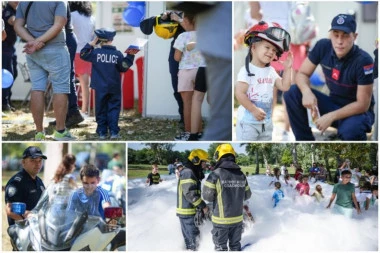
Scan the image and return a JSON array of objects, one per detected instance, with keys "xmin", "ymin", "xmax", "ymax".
[{"xmin": 295, "ymin": 175, "xmax": 310, "ymax": 195}]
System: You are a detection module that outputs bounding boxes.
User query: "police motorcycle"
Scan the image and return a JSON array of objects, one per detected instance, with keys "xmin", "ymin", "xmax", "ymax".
[{"xmin": 8, "ymin": 181, "xmax": 124, "ymax": 251}]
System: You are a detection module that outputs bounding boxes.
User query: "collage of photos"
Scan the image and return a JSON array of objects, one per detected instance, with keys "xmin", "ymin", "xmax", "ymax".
[{"xmin": 1, "ymin": 0, "xmax": 378, "ymax": 252}]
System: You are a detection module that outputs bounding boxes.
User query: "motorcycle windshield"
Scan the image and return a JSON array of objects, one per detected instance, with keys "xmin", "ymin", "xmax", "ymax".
[{"xmin": 28, "ymin": 182, "xmax": 104, "ymax": 250}]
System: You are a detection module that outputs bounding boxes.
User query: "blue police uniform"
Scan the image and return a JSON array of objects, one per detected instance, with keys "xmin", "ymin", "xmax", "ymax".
[
  {"xmin": 2, "ymin": 3, "xmax": 18, "ymax": 109},
  {"xmin": 5, "ymin": 169, "xmax": 45, "ymax": 226},
  {"xmin": 284, "ymin": 39, "xmax": 375, "ymax": 140},
  {"xmin": 80, "ymin": 29, "xmax": 134, "ymax": 137}
]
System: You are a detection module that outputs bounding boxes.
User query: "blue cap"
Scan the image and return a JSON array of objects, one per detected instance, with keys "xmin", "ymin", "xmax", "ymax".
[
  {"xmin": 95, "ymin": 28, "xmax": 116, "ymax": 41},
  {"xmin": 22, "ymin": 146, "xmax": 47, "ymax": 159},
  {"xmin": 330, "ymin": 14, "xmax": 356, "ymax": 34}
]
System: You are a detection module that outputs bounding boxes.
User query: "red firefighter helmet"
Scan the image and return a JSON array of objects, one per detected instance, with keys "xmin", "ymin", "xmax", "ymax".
[{"xmin": 244, "ymin": 21, "xmax": 291, "ymax": 55}]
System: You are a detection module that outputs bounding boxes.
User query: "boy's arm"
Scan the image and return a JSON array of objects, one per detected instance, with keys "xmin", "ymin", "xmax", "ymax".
[
  {"xmin": 118, "ymin": 54, "xmax": 135, "ymax": 72},
  {"xmin": 351, "ymin": 193, "xmax": 361, "ymax": 214},
  {"xmin": 365, "ymin": 197, "xmax": 370, "ymax": 210},
  {"xmin": 235, "ymin": 81, "xmax": 266, "ymax": 121},
  {"xmin": 80, "ymin": 43, "xmax": 95, "ymax": 62},
  {"xmin": 326, "ymin": 193, "xmax": 336, "ymax": 208}
]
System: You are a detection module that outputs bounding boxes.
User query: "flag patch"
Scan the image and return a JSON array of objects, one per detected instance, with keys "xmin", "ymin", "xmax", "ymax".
[{"xmin": 363, "ymin": 64, "xmax": 374, "ymax": 75}]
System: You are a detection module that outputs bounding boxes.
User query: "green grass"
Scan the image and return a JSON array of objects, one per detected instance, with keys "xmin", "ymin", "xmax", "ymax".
[
  {"xmin": 128, "ymin": 164, "xmax": 339, "ymax": 184},
  {"xmin": 128, "ymin": 164, "xmax": 169, "ymax": 179}
]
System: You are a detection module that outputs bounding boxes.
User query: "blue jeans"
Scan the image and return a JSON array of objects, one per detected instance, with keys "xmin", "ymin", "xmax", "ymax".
[
  {"xmin": 66, "ymin": 31, "xmax": 80, "ymax": 115},
  {"xmin": 26, "ymin": 47, "xmax": 70, "ymax": 93},
  {"xmin": 284, "ymin": 85, "xmax": 374, "ymax": 140}
]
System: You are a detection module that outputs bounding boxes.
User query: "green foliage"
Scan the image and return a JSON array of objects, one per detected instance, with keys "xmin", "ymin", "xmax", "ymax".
[{"xmin": 281, "ymin": 148, "xmax": 293, "ymax": 166}]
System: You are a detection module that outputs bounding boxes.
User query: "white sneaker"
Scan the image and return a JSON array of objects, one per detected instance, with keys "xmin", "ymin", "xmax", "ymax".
[{"xmin": 174, "ymin": 132, "xmax": 190, "ymax": 141}]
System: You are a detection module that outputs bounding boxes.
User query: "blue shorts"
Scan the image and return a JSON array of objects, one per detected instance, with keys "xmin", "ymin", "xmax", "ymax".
[{"xmin": 26, "ymin": 47, "xmax": 70, "ymax": 94}]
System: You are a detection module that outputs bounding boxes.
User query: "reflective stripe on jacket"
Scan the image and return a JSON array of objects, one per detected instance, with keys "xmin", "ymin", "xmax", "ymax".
[
  {"xmin": 203, "ymin": 160, "xmax": 251, "ymax": 225},
  {"xmin": 176, "ymin": 167, "xmax": 206, "ymax": 216}
]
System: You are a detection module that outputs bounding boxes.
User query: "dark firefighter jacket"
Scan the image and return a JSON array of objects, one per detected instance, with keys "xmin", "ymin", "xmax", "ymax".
[
  {"xmin": 202, "ymin": 158, "xmax": 251, "ymax": 225},
  {"xmin": 176, "ymin": 167, "xmax": 206, "ymax": 217}
]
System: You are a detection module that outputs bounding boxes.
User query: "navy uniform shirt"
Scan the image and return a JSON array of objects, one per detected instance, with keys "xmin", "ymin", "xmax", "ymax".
[
  {"xmin": 2, "ymin": 3, "xmax": 17, "ymax": 50},
  {"xmin": 308, "ymin": 39, "xmax": 374, "ymax": 111},
  {"xmin": 80, "ymin": 44, "xmax": 134, "ymax": 93},
  {"xmin": 5, "ymin": 169, "xmax": 45, "ymax": 226}
]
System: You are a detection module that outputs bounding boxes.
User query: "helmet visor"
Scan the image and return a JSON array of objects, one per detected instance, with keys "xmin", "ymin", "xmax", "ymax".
[{"xmin": 265, "ymin": 27, "xmax": 291, "ymax": 51}]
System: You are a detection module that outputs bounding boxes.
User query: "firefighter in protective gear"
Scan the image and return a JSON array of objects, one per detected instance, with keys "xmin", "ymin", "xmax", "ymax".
[
  {"xmin": 203, "ymin": 144, "xmax": 252, "ymax": 251},
  {"xmin": 176, "ymin": 149, "xmax": 209, "ymax": 251}
]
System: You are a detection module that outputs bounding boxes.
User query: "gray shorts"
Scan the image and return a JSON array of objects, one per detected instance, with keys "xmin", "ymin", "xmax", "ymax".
[
  {"xmin": 236, "ymin": 120, "xmax": 273, "ymax": 141},
  {"xmin": 26, "ymin": 47, "xmax": 70, "ymax": 94}
]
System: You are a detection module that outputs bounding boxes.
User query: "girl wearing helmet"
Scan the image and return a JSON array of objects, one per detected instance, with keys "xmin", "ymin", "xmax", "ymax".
[{"xmin": 235, "ymin": 21, "xmax": 293, "ymax": 141}]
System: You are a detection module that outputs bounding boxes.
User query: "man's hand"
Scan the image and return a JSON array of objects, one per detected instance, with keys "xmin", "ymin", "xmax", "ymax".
[
  {"xmin": 315, "ymin": 111, "xmax": 335, "ymax": 134},
  {"xmin": 23, "ymin": 40, "xmax": 45, "ymax": 54},
  {"xmin": 203, "ymin": 205, "xmax": 209, "ymax": 216},
  {"xmin": 302, "ymin": 89, "xmax": 317, "ymax": 110}
]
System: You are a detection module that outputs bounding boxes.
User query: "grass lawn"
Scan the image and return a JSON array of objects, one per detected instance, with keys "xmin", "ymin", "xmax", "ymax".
[{"xmin": 128, "ymin": 164, "xmax": 338, "ymax": 184}]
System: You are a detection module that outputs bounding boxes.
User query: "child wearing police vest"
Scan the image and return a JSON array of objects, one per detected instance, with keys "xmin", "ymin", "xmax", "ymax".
[
  {"xmin": 235, "ymin": 21, "xmax": 293, "ymax": 141},
  {"xmin": 80, "ymin": 28, "xmax": 137, "ymax": 139}
]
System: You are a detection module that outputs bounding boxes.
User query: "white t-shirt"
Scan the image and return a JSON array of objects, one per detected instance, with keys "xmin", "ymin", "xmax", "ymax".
[
  {"xmin": 71, "ymin": 11, "xmax": 95, "ymax": 53},
  {"xmin": 355, "ymin": 191, "xmax": 372, "ymax": 203},
  {"xmin": 173, "ymin": 31, "xmax": 206, "ymax": 69},
  {"xmin": 350, "ymin": 170, "xmax": 362, "ymax": 186},
  {"xmin": 237, "ymin": 63, "xmax": 279, "ymax": 124}
]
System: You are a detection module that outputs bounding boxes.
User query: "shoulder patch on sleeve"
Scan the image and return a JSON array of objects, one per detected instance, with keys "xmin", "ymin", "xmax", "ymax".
[
  {"xmin": 14, "ymin": 176, "xmax": 22, "ymax": 182},
  {"xmin": 363, "ymin": 64, "xmax": 374, "ymax": 75},
  {"xmin": 7, "ymin": 186, "xmax": 17, "ymax": 198}
]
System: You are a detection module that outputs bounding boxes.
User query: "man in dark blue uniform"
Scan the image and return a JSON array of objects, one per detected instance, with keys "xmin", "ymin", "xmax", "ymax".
[
  {"xmin": 2, "ymin": 1, "xmax": 19, "ymax": 112},
  {"xmin": 5, "ymin": 146, "xmax": 46, "ymax": 226},
  {"xmin": 284, "ymin": 14, "xmax": 375, "ymax": 140},
  {"xmin": 80, "ymin": 28, "xmax": 135, "ymax": 139}
]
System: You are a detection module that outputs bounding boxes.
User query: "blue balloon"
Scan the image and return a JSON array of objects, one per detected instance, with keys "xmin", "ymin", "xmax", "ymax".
[
  {"xmin": 123, "ymin": 6, "xmax": 144, "ymax": 27},
  {"xmin": 310, "ymin": 71, "xmax": 324, "ymax": 86},
  {"xmin": 2, "ymin": 69, "xmax": 14, "ymax": 89},
  {"xmin": 128, "ymin": 1, "xmax": 145, "ymax": 16}
]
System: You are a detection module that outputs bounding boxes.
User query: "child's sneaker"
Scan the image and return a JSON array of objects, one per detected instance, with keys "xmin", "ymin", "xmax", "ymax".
[
  {"xmin": 35, "ymin": 132, "xmax": 46, "ymax": 141},
  {"xmin": 110, "ymin": 134, "xmax": 121, "ymax": 140},
  {"xmin": 99, "ymin": 134, "xmax": 107, "ymax": 140},
  {"xmin": 174, "ymin": 132, "xmax": 190, "ymax": 141},
  {"xmin": 53, "ymin": 129, "xmax": 76, "ymax": 141}
]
